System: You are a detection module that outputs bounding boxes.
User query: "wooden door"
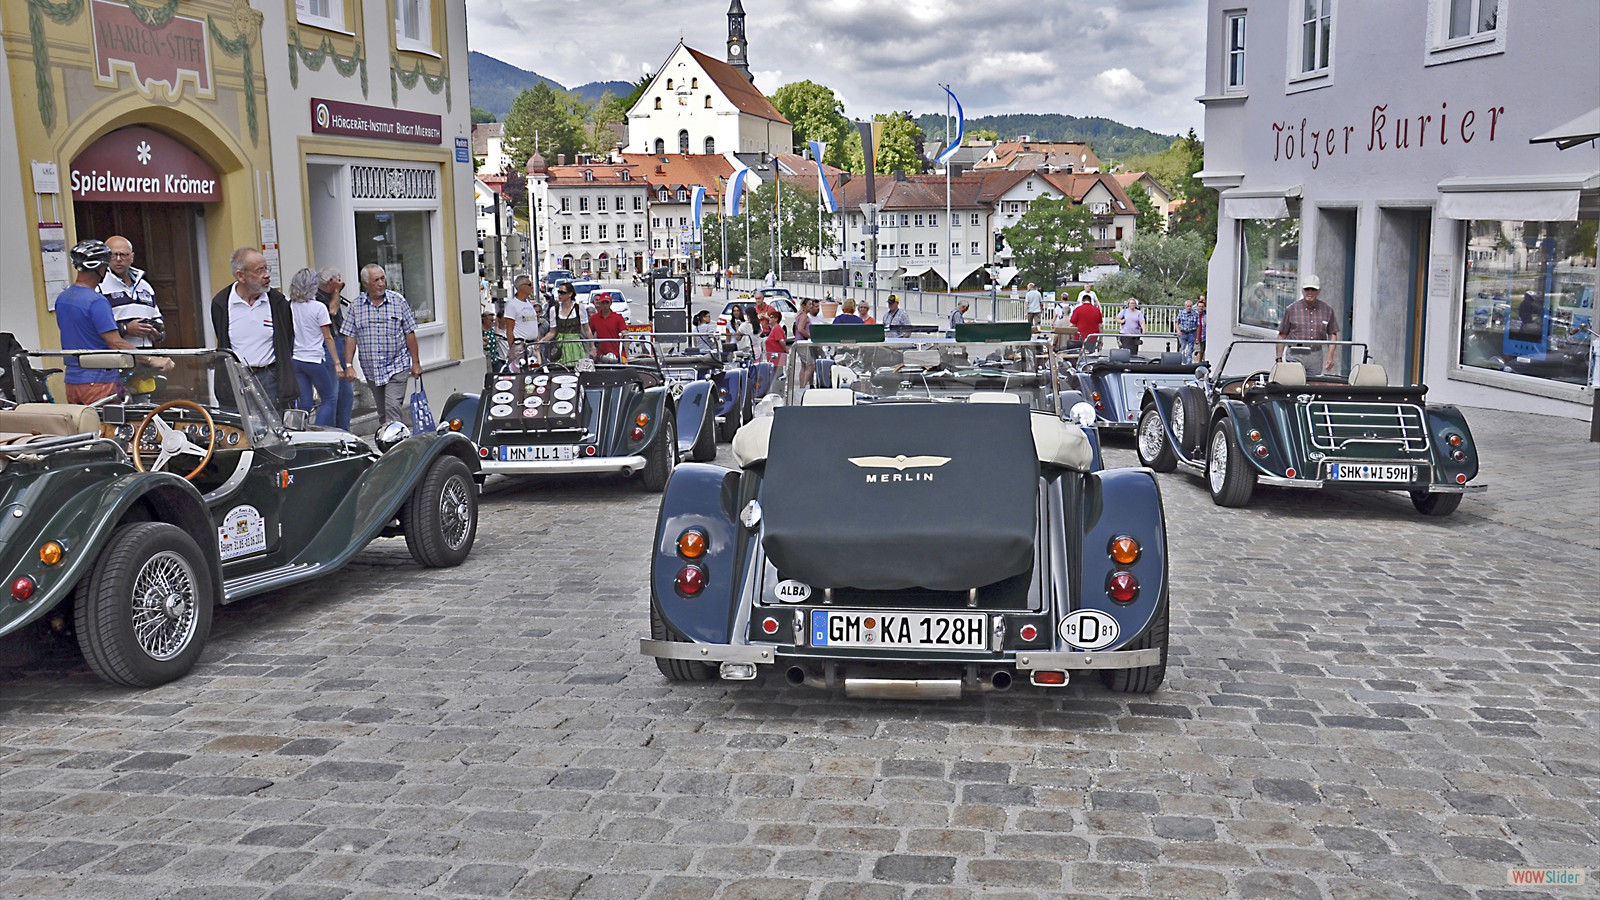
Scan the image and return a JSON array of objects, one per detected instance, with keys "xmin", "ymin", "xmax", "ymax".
[{"xmin": 74, "ymin": 202, "xmax": 206, "ymax": 348}]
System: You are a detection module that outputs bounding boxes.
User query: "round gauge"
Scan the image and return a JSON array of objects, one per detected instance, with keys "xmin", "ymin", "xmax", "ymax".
[
  {"xmin": 494, "ymin": 380, "xmax": 514, "ymax": 391},
  {"xmin": 186, "ymin": 424, "xmax": 200, "ymax": 437},
  {"xmin": 533, "ymin": 375, "xmax": 550, "ymax": 386},
  {"xmin": 550, "ymin": 401, "xmax": 574, "ymax": 416},
  {"xmin": 553, "ymin": 387, "xmax": 577, "ymax": 401},
  {"xmin": 523, "ymin": 395, "xmax": 542, "ymax": 407},
  {"xmin": 227, "ymin": 431, "xmax": 240, "ymax": 446},
  {"xmin": 553, "ymin": 374, "xmax": 578, "ymax": 386},
  {"xmin": 492, "ymin": 392, "xmax": 515, "ymax": 404},
  {"xmin": 116, "ymin": 424, "xmax": 134, "ymax": 441},
  {"xmin": 522, "ymin": 407, "xmax": 540, "ymax": 417},
  {"xmin": 490, "ymin": 404, "xmax": 515, "ymax": 418}
]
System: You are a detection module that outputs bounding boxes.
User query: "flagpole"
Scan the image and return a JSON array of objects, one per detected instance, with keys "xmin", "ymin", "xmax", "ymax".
[
  {"xmin": 775, "ymin": 171, "xmax": 783, "ymax": 283},
  {"xmin": 944, "ymin": 85, "xmax": 953, "ymax": 297},
  {"xmin": 720, "ymin": 177, "xmax": 728, "ymax": 303}
]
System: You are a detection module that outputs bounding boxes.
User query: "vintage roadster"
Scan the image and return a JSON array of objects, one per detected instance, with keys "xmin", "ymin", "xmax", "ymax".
[
  {"xmin": 653, "ymin": 331, "xmax": 775, "ymax": 443},
  {"xmin": 1, "ymin": 350, "xmax": 479, "ymax": 686},
  {"xmin": 1062, "ymin": 333, "xmax": 1198, "ymax": 432},
  {"xmin": 1135, "ymin": 339, "xmax": 1485, "ymax": 514},
  {"xmin": 640, "ymin": 323, "xmax": 1172, "ymax": 698},
  {"xmin": 441, "ymin": 337, "xmax": 719, "ymax": 491}
]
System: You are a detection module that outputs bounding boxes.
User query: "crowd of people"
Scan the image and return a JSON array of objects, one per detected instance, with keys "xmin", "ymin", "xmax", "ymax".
[{"xmin": 53, "ymin": 237, "xmax": 423, "ymax": 432}]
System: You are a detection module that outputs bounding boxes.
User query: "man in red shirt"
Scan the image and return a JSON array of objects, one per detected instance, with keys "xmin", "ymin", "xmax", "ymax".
[
  {"xmin": 1069, "ymin": 294, "xmax": 1103, "ymax": 347},
  {"xmin": 589, "ymin": 294, "xmax": 627, "ymax": 358}
]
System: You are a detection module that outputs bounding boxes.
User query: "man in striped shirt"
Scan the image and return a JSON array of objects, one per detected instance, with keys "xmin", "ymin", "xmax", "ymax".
[
  {"xmin": 341, "ymin": 264, "xmax": 423, "ymax": 430},
  {"xmin": 98, "ymin": 236, "xmax": 163, "ymax": 348}
]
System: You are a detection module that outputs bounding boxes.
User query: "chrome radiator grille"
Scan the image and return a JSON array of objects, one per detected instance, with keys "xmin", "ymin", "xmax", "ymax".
[{"xmin": 1305, "ymin": 402, "xmax": 1429, "ymax": 452}]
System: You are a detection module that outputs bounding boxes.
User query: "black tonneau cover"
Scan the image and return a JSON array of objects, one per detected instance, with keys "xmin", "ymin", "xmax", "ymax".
[{"xmin": 761, "ymin": 403, "xmax": 1039, "ymax": 591}]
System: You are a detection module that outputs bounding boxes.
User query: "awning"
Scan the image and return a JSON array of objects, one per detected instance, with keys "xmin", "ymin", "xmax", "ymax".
[
  {"xmin": 1437, "ymin": 174, "xmax": 1591, "ymax": 221},
  {"xmin": 1223, "ymin": 186, "xmax": 1302, "ymax": 220},
  {"xmin": 1530, "ymin": 107, "xmax": 1600, "ymax": 150},
  {"xmin": 901, "ymin": 264, "xmax": 935, "ymax": 277}
]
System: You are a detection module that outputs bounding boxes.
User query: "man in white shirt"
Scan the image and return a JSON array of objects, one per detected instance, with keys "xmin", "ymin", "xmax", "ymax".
[
  {"xmin": 208, "ymin": 246, "xmax": 297, "ymax": 408},
  {"xmin": 1024, "ymin": 282, "xmax": 1044, "ymax": 329},
  {"xmin": 99, "ymin": 235, "xmax": 163, "ymax": 348},
  {"xmin": 500, "ymin": 274, "xmax": 544, "ymax": 368}
]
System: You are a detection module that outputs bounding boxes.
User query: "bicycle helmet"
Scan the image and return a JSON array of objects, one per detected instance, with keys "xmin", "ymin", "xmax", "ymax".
[{"xmin": 70, "ymin": 239, "xmax": 113, "ymax": 272}]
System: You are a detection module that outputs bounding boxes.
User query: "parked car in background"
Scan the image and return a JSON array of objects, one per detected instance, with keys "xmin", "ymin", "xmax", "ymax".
[
  {"xmin": 1135, "ymin": 339, "xmax": 1486, "ymax": 515},
  {"xmin": 1063, "ymin": 333, "xmax": 1198, "ymax": 432},
  {"xmin": 587, "ymin": 289, "xmax": 633, "ymax": 324},
  {"xmin": 641, "ymin": 323, "xmax": 1171, "ymax": 697},
  {"xmin": 1, "ymin": 350, "xmax": 479, "ymax": 687},
  {"xmin": 653, "ymin": 332, "xmax": 774, "ymax": 442}
]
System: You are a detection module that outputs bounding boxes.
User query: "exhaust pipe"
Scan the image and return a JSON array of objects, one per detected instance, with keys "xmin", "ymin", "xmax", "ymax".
[
  {"xmin": 785, "ymin": 666, "xmax": 807, "ymax": 686},
  {"xmin": 989, "ymin": 670, "xmax": 1013, "ymax": 692},
  {"xmin": 844, "ymin": 678, "xmax": 963, "ymax": 700}
]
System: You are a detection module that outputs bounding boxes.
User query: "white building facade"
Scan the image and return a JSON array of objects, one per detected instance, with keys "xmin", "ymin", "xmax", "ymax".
[
  {"xmin": 1199, "ymin": 0, "xmax": 1599, "ymax": 418},
  {"xmin": 626, "ymin": 44, "xmax": 792, "ymax": 159},
  {"xmin": 530, "ymin": 159, "xmax": 650, "ymax": 278}
]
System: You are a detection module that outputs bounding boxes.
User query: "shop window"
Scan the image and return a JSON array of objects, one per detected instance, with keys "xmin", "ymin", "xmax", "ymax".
[
  {"xmin": 355, "ymin": 210, "xmax": 436, "ymax": 323},
  {"xmin": 1237, "ymin": 218, "xmax": 1301, "ymax": 329},
  {"xmin": 395, "ymin": 0, "xmax": 432, "ymax": 53},
  {"xmin": 1225, "ymin": 11, "xmax": 1247, "ymax": 90},
  {"xmin": 1458, "ymin": 219, "xmax": 1597, "ymax": 387},
  {"xmin": 1297, "ymin": 0, "xmax": 1333, "ymax": 78},
  {"xmin": 296, "ymin": 0, "xmax": 345, "ymax": 30}
]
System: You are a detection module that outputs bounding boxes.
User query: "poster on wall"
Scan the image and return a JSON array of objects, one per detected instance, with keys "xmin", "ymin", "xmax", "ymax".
[{"xmin": 39, "ymin": 222, "xmax": 68, "ymax": 310}]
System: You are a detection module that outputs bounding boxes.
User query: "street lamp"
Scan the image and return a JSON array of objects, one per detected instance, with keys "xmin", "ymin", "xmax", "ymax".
[{"xmin": 860, "ymin": 201, "xmax": 880, "ymax": 315}]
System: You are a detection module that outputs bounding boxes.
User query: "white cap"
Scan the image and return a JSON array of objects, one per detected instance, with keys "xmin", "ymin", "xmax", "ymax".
[{"xmin": 1302, "ymin": 274, "xmax": 1321, "ymax": 291}]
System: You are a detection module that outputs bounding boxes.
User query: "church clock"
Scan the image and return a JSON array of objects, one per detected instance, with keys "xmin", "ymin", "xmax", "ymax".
[{"xmin": 727, "ymin": 0, "xmax": 751, "ymax": 79}]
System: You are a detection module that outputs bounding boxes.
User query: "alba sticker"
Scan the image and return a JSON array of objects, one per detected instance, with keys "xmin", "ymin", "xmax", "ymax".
[
  {"xmin": 774, "ymin": 580, "xmax": 811, "ymax": 603},
  {"xmin": 1059, "ymin": 609, "xmax": 1121, "ymax": 650}
]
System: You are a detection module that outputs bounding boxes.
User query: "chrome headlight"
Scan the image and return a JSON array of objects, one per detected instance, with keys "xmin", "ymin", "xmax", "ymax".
[
  {"xmin": 1069, "ymin": 402, "xmax": 1097, "ymax": 427},
  {"xmin": 375, "ymin": 421, "xmax": 409, "ymax": 453}
]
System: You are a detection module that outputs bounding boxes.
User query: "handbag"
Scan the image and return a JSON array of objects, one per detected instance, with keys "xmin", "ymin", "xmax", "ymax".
[{"xmin": 409, "ymin": 376, "xmax": 435, "ymax": 434}]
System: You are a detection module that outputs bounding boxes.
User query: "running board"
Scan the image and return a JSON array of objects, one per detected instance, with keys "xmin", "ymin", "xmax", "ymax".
[{"xmin": 223, "ymin": 561, "xmax": 325, "ymax": 600}]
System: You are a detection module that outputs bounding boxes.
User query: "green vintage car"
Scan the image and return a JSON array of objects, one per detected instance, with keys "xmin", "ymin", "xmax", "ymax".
[{"xmin": 1, "ymin": 349, "xmax": 479, "ymax": 686}]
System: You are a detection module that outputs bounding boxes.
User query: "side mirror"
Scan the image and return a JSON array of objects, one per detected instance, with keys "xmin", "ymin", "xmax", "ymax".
[
  {"xmin": 375, "ymin": 420, "xmax": 409, "ymax": 453},
  {"xmin": 281, "ymin": 408, "xmax": 310, "ymax": 431}
]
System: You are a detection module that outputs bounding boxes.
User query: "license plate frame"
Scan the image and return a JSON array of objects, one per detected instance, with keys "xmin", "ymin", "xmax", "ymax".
[
  {"xmin": 498, "ymin": 444, "xmax": 577, "ymax": 462},
  {"xmin": 1326, "ymin": 461, "xmax": 1415, "ymax": 483},
  {"xmin": 809, "ymin": 610, "xmax": 988, "ymax": 651}
]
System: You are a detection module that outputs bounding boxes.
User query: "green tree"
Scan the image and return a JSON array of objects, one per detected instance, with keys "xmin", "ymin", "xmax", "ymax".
[
  {"xmin": 587, "ymin": 90, "xmax": 630, "ymax": 153},
  {"xmin": 620, "ymin": 75, "xmax": 652, "ymax": 112},
  {"xmin": 704, "ymin": 181, "xmax": 837, "ymax": 276},
  {"xmin": 970, "ymin": 127, "xmax": 999, "ymax": 141},
  {"xmin": 1129, "ymin": 187, "xmax": 1164, "ymax": 236},
  {"xmin": 1003, "ymin": 198, "xmax": 1096, "ymax": 286},
  {"xmin": 502, "ymin": 82, "xmax": 587, "ymax": 167},
  {"xmin": 769, "ymin": 81, "xmax": 850, "ymax": 166},
  {"xmin": 1165, "ymin": 129, "xmax": 1217, "ymax": 248},
  {"xmin": 1093, "ymin": 231, "xmax": 1210, "ymax": 305},
  {"xmin": 843, "ymin": 112, "xmax": 923, "ymax": 174},
  {"xmin": 471, "ymin": 106, "xmax": 497, "ymax": 125}
]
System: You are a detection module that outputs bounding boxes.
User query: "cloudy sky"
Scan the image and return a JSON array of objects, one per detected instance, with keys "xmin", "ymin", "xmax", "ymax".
[{"xmin": 465, "ymin": 0, "xmax": 1208, "ymax": 137}]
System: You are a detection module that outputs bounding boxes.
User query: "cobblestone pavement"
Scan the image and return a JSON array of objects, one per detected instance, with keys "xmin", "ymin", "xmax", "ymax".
[{"xmin": 1, "ymin": 408, "xmax": 1596, "ymax": 899}]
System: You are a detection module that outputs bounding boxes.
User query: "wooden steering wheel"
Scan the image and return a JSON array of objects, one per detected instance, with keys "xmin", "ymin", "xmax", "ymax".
[
  {"xmin": 132, "ymin": 400, "xmax": 217, "ymax": 480},
  {"xmin": 1241, "ymin": 371, "xmax": 1271, "ymax": 393}
]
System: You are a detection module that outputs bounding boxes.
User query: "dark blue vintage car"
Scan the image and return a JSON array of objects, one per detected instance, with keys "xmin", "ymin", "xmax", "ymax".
[
  {"xmin": 1063, "ymin": 333, "xmax": 1200, "ymax": 432},
  {"xmin": 2, "ymin": 350, "xmax": 479, "ymax": 686},
  {"xmin": 1135, "ymin": 339, "xmax": 1485, "ymax": 515},
  {"xmin": 640, "ymin": 324, "xmax": 1171, "ymax": 698},
  {"xmin": 652, "ymin": 332, "xmax": 775, "ymax": 443},
  {"xmin": 440, "ymin": 337, "xmax": 718, "ymax": 491}
]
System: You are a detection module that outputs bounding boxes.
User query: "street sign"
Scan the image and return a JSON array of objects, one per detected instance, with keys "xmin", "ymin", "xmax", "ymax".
[{"xmin": 655, "ymin": 277, "xmax": 685, "ymax": 309}]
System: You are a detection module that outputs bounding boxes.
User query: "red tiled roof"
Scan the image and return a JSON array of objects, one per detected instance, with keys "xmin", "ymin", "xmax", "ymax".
[
  {"xmin": 542, "ymin": 162, "xmax": 646, "ymax": 186},
  {"xmin": 684, "ymin": 46, "xmax": 789, "ymax": 125},
  {"xmin": 618, "ymin": 153, "xmax": 735, "ymax": 198}
]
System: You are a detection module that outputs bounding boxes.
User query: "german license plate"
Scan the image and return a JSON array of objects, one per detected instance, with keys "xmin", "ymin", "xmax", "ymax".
[
  {"xmin": 498, "ymin": 444, "xmax": 576, "ymax": 462},
  {"xmin": 809, "ymin": 611, "xmax": 987, "ymax": 650},
  {"xmin": 1327, "ymin": 462, "xmax": 1413, "ymax": 482}
]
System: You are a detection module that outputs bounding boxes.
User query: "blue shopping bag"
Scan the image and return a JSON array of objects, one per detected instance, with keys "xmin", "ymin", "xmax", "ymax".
[{"xmin": 410, "ymin": 376, "xmax": 436, "ymax": 434}]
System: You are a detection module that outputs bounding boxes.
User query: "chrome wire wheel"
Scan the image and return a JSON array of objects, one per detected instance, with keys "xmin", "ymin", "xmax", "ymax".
[
  {"xmin": 130, "ymin": 549, "xmax": 200, "ymax": 662},
  {"xmin": 1139, "ymin": 411, "xmax": 1166, "ymax": 460},
  {"xmin": 1208, "ymin": 426, "xmax": 1229, "ymax": 495},
  {"xmin": 1171, "ymin": 396, "xmax": 1185, "ymax": 449},
  {"xmin": 439, "ymin": 474, "xmax": 473, "ymax": 551}
]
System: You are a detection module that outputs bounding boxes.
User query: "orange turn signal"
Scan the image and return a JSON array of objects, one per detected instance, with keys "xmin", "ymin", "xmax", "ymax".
[
  {"xmin": 636, "ymin": 413, "xmax": 651, "ymax": 427},
  {"xmin": 1109, "ymin": 535, "xmax": 1140, "ymax": 566},
  {"xmin": 39, "ymin": 542, "xmax": 63, "ymax": 566},
  {"xmin": 677, "ymin": 529, "xmax": 707, "ymax": 559}
]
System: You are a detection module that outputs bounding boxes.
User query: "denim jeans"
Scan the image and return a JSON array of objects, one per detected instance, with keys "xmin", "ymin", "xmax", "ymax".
[
  {"xmin": 294, "ymin": 358, "xmax": 338, "ymax": 426},
  {"xmin": 324, "ymin": 340, "xmax": 355, "ymax": 430},
  {"xmin": 1178, "ymin": 332, "xmax": 1196, "ymax": 364}
]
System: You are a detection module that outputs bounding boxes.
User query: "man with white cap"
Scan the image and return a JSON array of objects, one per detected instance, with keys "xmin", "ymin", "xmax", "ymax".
[{"xmin": 1277, "ymin": 274, "xmax": 1339, "ymax": 375}]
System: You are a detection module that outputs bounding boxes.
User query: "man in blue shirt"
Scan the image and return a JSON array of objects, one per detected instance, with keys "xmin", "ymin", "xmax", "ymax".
[{"xmin": 55, "ymin": 240, "xmax": 141, "ymax": 405}]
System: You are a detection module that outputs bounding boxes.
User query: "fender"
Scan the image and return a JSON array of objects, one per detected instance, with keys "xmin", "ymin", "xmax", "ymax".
[
  {"xmin": 747, "ymin": 360, "xmax": 775, "ymax": 398},
  {"xmin": 713, "ymin": 368, "xmax": 743, "ymax": 418},
  {"xmin": 622, "ymin": 387, "xmax": 672, "ymax": 453},
  {"xmin": 439, "ymin": 392, "xmax": 482, "ymax": 437},
  {"xmin": 651, "ymin": 462, "xmax": 745, "ymax": 643},
  {"xmin": 1423, "ymin": 405, "xmax": 1480, "ymax": 484},
  {"xmin": 1212, "ymin": 400, "xmax": 1286, "ymax": 476},
  {"xmin": 1142, "ymin": 386, "xmax": 1191, "ymax": 464},
  {"xmin": 675, "ymin": 380, "xmax": 715, "ymax": 452},
  {"xmin": 1, "ymin": 467, "xmax": 219, "ymax": 637},
  {"xmin": 1071, "ymin": 467, "xmax": 1168, "ymax": 648}
]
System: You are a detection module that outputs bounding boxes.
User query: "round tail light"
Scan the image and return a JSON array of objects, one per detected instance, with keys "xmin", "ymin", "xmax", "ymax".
[
  {"xmin": 631, "ymin": 427, "xmax": 645, "ymax": 441},
  {"xmin": 677, "ymin": 529, "xmax": 707, "ymax": 559},
  {"xmin": 1254, "ymin": 445, "xmax": 1269, "ymax": 457},
  {"xmin": 1108, "ymin": 535, "xmax": 1140, "ymax": 565},
  {"xmin": 584, "ymin": 445, "xmax": 597, "ymax": 456},
  {"xmin": 1107, "ymin": 572, "xmax": 1139, "ymax": 603},
  {"xmin": 1284, "ymin": 467, "xmax": 1297, "ymax": 478},
  {"xmin": 761, "ymin": 617, "xmax": 779, "ymax": 635},
  {"xmin": 1452, "ymin": 450, "xmax": 1466, "ymax": 461},
  {"xmin": 1019, "ymin": 624, "xmax": 1038, "ymax": 642},
  {"xmin": 675, "ymin": 566, "xmax": 706, "ymax": 596},
  {"xmin": 1456, "ymin": 474, "xmax": 1467, "ymax": 484},
  {"xmin": 478, "ymin": 446, "xmax": 490, "ymax": 458},
  {"xmin": 11, "ymin": 576, "xmax": 35, "ymax": 601}
]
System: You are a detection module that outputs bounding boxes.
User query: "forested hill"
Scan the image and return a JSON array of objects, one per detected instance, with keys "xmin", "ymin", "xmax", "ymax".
[
  {"xmin": 469, "ymin": 51, "xmax": 632, "ymax": 118},
  {"xmin": 914, "ymin": 112, "xmax": 1178, "ymax": 163}
]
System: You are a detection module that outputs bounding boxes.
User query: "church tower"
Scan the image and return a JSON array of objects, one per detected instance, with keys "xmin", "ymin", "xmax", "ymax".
[{"xmin": 726, "ymin": 0, "xmax": 752, "ymax": 81}]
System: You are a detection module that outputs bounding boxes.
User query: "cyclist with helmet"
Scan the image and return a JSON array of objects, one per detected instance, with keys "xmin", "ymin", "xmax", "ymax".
[{"xmin": 54, "ymin": 239, "xmax": 144, "ymax": 405}]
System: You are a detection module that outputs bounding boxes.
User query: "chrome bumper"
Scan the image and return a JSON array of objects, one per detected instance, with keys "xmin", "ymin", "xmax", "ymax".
[
  {"xmin": 482, "ymin": 454, "xmax": 647, "ymax": 475},
  {"xmin": 1254, "ymin": 474, "xmax": 1487, "ymax": 493},
  {"xmin": 638, "ymin": 640, "xmax": 1159, "ymax": 670}
]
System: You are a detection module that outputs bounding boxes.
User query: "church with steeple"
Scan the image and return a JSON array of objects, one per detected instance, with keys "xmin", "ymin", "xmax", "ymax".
[{"xmin": 624, "ymin": 1, "xmax": 792, "ymax": 157}]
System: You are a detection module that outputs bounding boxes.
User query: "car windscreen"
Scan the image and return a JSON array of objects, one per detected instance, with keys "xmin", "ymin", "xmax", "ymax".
[{"xmin": 786, "ymin": 341, "xmax": 1058, "ymax": 412}]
